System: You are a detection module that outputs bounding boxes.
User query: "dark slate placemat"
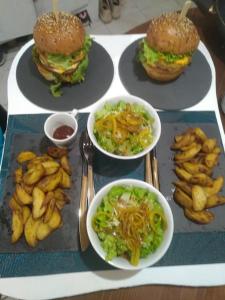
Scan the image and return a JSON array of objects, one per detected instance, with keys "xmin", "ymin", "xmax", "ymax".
[
  {"xmin": 157, "ymin": 115, "xmax": 225, "ymax": 233},
  {"xmin": 0, "ymin": 133, "xmax": 82, "ymax": 253},
  {"xmin": 119, "ymin": 39, "xmax": 212, "ymax": 110},
  {"xmin": 0, "ymin": 111, "xmax": 225, "ymax": 277},
  {"xmin": 16, "ymin": 41, "xmax": 114, "ymax": 111}
]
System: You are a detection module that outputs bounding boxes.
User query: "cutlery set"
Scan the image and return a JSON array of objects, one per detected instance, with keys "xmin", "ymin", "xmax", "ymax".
[
  {"xmin": 79, "ymin": 130, "xmax": 95, "ymax": 251},
  {"xmin": 145, "ymin": 149, "xmax": 160, "ymax": 190},
  {"xmin": 79, "ymin": 131, "xmax": 159, "ymax": 251}
]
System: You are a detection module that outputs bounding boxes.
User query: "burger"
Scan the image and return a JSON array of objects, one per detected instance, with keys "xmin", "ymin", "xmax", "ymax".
[
  {"xmin": 33, "ymin": 11, "xmax": 92, "ymax": 96},
  {"xmin": 138, "ymin": 12, "xmax": 200, "ymax": 82}
]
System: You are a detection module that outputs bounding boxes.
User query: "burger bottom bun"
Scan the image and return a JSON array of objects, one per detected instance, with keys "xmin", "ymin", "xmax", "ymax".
[{"xmin": 143, "ymin": 62, "xmax": 187, "ymax": 82}]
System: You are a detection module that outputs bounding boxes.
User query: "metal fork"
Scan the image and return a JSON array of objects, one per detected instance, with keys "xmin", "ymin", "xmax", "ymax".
[{"xmin": 82, "ymin": 130, "xmax": 95, "ymax": 205}]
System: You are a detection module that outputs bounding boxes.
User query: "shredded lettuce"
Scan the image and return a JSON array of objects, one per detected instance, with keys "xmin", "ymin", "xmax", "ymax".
[
  {"xmin": 92, "ymin": 185, "xmax": 166, "ymax": 265},
  {"xmin": 50, "ymin": 82, "xmax": 62, "ymax": 97},
  {"xmin": 138, "ymin": 38, "xmax": 191, "ymax": 65}
]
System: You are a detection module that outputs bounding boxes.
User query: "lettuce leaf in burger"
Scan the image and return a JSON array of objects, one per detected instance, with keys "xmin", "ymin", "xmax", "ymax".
[{"xmin": 33, "ymin": 11, "xmax": 92, "ymax": 97}]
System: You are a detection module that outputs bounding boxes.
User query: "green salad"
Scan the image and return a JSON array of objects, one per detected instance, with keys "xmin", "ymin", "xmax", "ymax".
[
  {"xmin": 92, "ymin": 185, "xmax": 167, "ymax": 266},
  {"xmin": 93, "ymin": 101, "xmax": 155, "ymax": 156}
]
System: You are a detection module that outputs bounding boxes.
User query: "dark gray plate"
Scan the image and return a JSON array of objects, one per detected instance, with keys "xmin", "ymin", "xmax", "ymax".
[
  {"xmin": 16, "ymin": 41, "xmax": 114, "ymax": 111},
  {"xmin": 119, "ymin": 39, "xmax": 212, "ymax": 110},
  {"xmin": 0, "ymin": 133, "xmax": 82, "ymax": 253}
]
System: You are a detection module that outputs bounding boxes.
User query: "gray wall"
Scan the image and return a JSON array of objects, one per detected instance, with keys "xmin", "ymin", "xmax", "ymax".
[{"xmin": 0, "ymin": 0, "xmax": 91, "ymax": 44}]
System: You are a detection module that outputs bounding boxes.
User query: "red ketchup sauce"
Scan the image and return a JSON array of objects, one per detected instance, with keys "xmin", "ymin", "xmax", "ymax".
[{"xmin": 53, "ymin": 125, "xmax": 74, "ymax": 140}]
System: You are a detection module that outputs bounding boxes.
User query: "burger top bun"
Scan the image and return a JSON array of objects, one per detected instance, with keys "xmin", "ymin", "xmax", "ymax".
[
  {"xmin": 33, "ymin": 11, "xmax": 85, "ymax": 55},
  {"xmin": 146, "ymin": 12, "xmax": 199, "ymax": 55}
]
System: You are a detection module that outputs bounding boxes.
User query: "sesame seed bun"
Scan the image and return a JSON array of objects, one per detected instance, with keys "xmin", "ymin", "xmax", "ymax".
[
  {"xmin": 146, "ymin": 12, "xmax": 199, "ymax": 55},
  {"xmin": 33, "ymin": 11, "xmax": 85, "ymax": 55}
]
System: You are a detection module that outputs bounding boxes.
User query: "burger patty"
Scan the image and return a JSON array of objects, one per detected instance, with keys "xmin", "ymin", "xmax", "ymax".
[{"xmin": 35, "ymin": 48, "xmax": 85, "ymax": 75}]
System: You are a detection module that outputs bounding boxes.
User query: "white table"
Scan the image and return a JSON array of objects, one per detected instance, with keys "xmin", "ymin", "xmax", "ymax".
[{"xmin": 1, "ymin": 35, "xmax": 225, "ymax": 300}]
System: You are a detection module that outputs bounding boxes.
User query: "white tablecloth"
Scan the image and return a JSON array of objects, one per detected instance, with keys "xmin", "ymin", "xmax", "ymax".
[{"xmin": 1, "ymin": 35, "xmax": 225, "ymax": 300}]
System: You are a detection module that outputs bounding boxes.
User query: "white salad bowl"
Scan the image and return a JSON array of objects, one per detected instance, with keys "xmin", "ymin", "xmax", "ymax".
[
  {"xmin": 86, "ymin": 179, "xmax": 174, "ymax": 270},
  {"xmin": 87, "ymin": 95, "xmax": 161, "ymax": 160}
]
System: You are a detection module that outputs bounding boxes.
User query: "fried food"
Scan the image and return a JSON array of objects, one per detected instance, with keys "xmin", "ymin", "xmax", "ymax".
[
  {"xmin": 37, "ymin": 170, "xmax": 62, "ymax": 192},
  {"xmin": 14, "ymin": 168, "xmax": 23, "ymax": 184},
  {"xmin": 174, "ymin": 187, "xmax": 192, "ymax": 209},
  {"xmin": 184, "ymin": 208, "xmax": 214, "ymax": 224},
  {"xmin": 47, "ymin": 146, "xmax": 68, "ymax": 159},
  {"xmin": 24, "ymin": 215, "xmax": 42, "ymax": 247},
  {"xmin": 59, "ymin": 168, "xmax": 71, "ymax": 189},
  {"xmin": 36, "ymin": 222, "xmax": 52, "ymax": 241},
  {"xmin": 11, "ymin": 211, "xmax": 24, "ymax": 243},
  {"xmin": 9, "ymin": 196, "xmax": 22, "ymax": 212},
  {"xmin": 32, "ymin": 187, "xmax": 46, "ymax": 219},
  {"xmin": 9, "ymin": 147, "xmax": 72, "ymax": 247},
  {"xmin": 192, "ymin": 185, "xmax": 207, "ymax": 211},
  {"xmin": 174, "ymin": 144, "xmax": 201, "ymax": 162},
  {"xmin": 23, "ymin": 164, "xmax": 45, "ymax": 185},
  {"xmin": 16, "ymin": 184, "xmax": 33, "ymax": 205},
  {"xmin": 17, "ymin": 151, "xmax": 36, "ymax": 164},
  {"xmin": 60, "ymin": 155, "xmax": 72, "ymax": 175},
  {"xmin": 206, "ymin": 194, "xmax": 225, "ymax": 208},
  {"xmin": 43, "ymin": 197, "xmax": 55, "ymax": 223},
  {"xmin": 171, "ymin": 127, "xmax": 225, "ymax": 224}
]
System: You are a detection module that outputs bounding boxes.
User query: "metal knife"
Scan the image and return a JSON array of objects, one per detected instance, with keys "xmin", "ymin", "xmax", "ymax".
[{"xmin": 79, "ymin": 131, "xmax": 89, "ymax": 251}]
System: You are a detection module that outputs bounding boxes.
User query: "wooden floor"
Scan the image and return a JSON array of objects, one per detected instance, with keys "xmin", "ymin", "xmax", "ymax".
[{"xmin": 60, "ymin": 285, "xmax": 225, "ymax": 300}]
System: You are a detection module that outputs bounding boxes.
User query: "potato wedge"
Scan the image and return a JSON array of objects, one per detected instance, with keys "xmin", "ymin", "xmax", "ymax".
[
  {"xmin": 36, "ymin": 222, "xmax": 52, "ymax": 241},
  {"xmin": 54, "ymin": 188, "xmax": 70, "ymax": 210},
  {"xmin": 202, "ymin": 138, "xmax": 217, "ymax": 153},
  {"xmin": 190, "ymin": 173, "xmax": 213, "ymax": 187},
  {"xmin": 173, "ymin": 181, "xmax": 192, "ymax": 196},
  {"xmin": 21, "ymin": 182, "xmax": 34, "ymax": 195},
  {"xmin": 212, "ymin": 146, "xmax": 221, "ymax": 154},
  {"xmin": 59, "ymin": 168, "xmax": 71, "ymax": 189},
  {"xmin": 206, "ymin": 194, "xmax": 225, "ymax": 208},
  {"xmin": 175, "ymin": 167, "xmax": 192, "ymax": 182},
  {"xmin": 171, "ymin": 133, "xmax": 195, "ymax": 150},
  {"xmin": 174, "ymin": 187, "xmax": 192, "ymax": 209},
  {"xmin": 180, "ymin": 142, "xmax": 198, "ymax": 152},
  {"xmin": 32, "ymin": 187, "xmax": 46, "ymax": 219},
  {"xmin": 42, "ymin": 160, "xmax": 60, "ymax": 176},
  {"xmin": 174, "ymin": 144, "xmax": 202, "ymax": 162},
  {"xmin": 22, "ymin": 206, "xmax": 31, "ymax": 225},
  {"xmin": 11, "ymin": 210, "xmax": 24, "ymax": 243},
  {"xmin": 24, "ymin": 215, "xmax": 42, "ymax": 247},
  {"xmin": 16, "ymin": 184, "xmax": 33, "ymax": 205},
  {"xmin": 48, "ymin": 208, "xmax": 62, "ymax": 229},
  {"xmin": 43, "ymin": 197, "xmax": 56, "ymax": 223},
  {"xmin": 14, "ymin": 168, "xmax": 23, "ymax": 184},
  {"xmin": 27, "ymin": 155, "xmax": 52, "ymax": 169},
  {"xmin": 37, "ymin": 170, "xmax": 62, "ymax": 192},
  {"xmin": 184, "ymin": 208, "xmax": 214, "ymax": 224},
  {"xmin": 42, "ymin": 191, "xmax": 55, "ymax": 207},
  {"xmin": 23, "ymin": 164, "xmax": 45, "ymax": 186},
  {"xmin": 47, "ymin": 146, "xmax": 68, "ymax": 159},
  {"xmin": 204, "ymin": 153, "xmax": 219, "ymax": 168},
  {"xmin": 203, "ymin": 176, "xmax": 224, "ymax": 197},
  {"xmin": 17, "ymin": 151, "xmax": 36, "ymax": 164},
  {"xmin": 60, "ymin": 155, "xmax": 72, "ymax": 175},
  {"xmin": 192, "ymin": 185, "xmax": 207, "ymax": 211},
  {"xmin": 192, "ymin": 127, "xmax": 207, "ymax": 143},
  {"xmin": 182, "ymin": 162, "xmax": 212, "ymax": 176},
  {"xmin": 9, "ymin": 196, "xmax": 22, "ymax": 212}
]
